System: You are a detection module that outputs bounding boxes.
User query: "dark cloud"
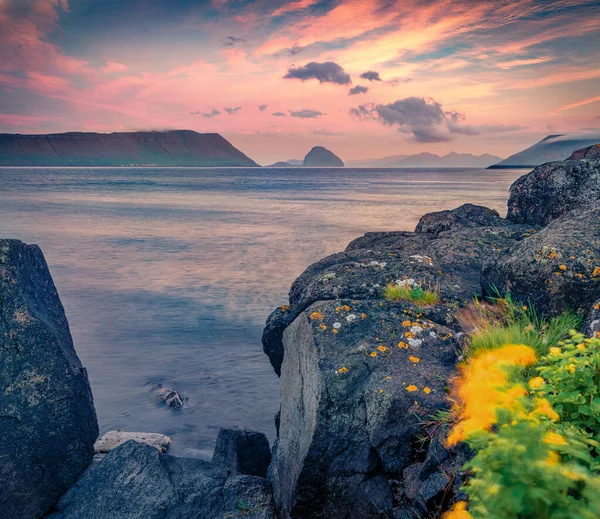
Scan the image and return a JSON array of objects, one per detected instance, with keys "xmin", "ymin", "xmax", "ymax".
[
  {"xmin": 387, "ymin": 78, "xmax": 412, "ymax": 86},
  {"xmin": 288, "ymin": 45, "xmax": 302, "ymax": 56},
  {"xmin": 224, "ymin": 106, "xmax": 242, "ymax": 114},
  {"xmin": 258, "ymin": 104, "xmax": 267, "ymax": 111},
  {"xmin": 349, "ymin": 85, "xmax": 368, "ymax": 96},
  {"xmin": 360, "ymin": 71, "xmax": 381, "ymax": 82},
  {"xmin": 350, "ymin": 97, "xmax": 476, "ymax": 143},
  {"xmin": 221, "ymin": 36, "xmax": 245, "ymax": 47},
  {"xmin": 290, "ymin": 109, "xmax": 323, "ymax": 118},
  {"xmin": 272, "ymin": 112, "xmax": 287, "ymax": 116},
  {"xmin": 476, "ymin": 124, "xmax": 529, "ymax": 133},
  {"xmin": 284, "ymin": 61, "xmax": 351, "ymax": 85},
  {"xmin": 190, "ymin": 109, "xmax": 220, "ymax": 118}
]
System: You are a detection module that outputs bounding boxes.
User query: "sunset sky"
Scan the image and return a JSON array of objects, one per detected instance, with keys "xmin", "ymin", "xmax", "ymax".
[{"xmin": 1, "ymin": 0, "xmax": 599, "ymax": 164}]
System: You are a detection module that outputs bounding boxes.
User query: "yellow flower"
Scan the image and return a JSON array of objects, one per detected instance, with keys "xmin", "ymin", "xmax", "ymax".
[
  {"xmin": 546, "ymin": 451, "xmax": 560, "ymax": 466},
  {"xmin": 522, "ymin": 305, "xmax": 528, "ymax": 311},
  {"xmin": 559, "ymin": 264, "xmax": 567, "ymax": 271},
  {"xmin": 533, "ymin": 398, "xmax": 559, "ymax": 421},
  {"xmin": 544, "ymin": 432, "xmax": 567, "ymax": 445},
  {"xmin": 370, "ymin": 351, "xmax": 378, "ymax": 357},
  {"xmin": 409, "ymin": 356, "xmax": 420, "ymax": 363},
  {"xmin": 577, "ymin": 343, "xmax": 586, "ymax": 351},
  {"xmin": 406, "ymin": 384, "xmax": 418, "ymax": 392},
  {"xmin": 549, "ymin": 347, "xmax": 562, "ymax": 355},
  {"xmin": 528, "ymin": 377, "xmax": 545, "ymax": 389},
  {"xmin": 423, "ymin": 387, "xmax": 431, "ymax": 394},
  {"xmin": 442, "ymin": 502, "xmax": 472, "ymax": 519},
  {"xmin": 566, "ymin": 363, "xmax": 576, "ymax": 374},
  {"xmin": 337, "ymin": 367, "xmax": 348, "ymax": 374},
  {"xmin": 378, "ymin": 345, "xmax": 388, "ymax": 352}
]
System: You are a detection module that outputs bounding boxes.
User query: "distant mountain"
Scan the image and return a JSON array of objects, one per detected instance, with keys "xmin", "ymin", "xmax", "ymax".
[
  {"xmin": 0, "ymin": 130, "xmax": 258, "ymax": 167},
  {"xmin": 489, "ymin": 132, "xmax": 600, "ymax": 168},
  {"xmin": 303, "ymin": 146, "xmax": 344, "ymax": 167},
  {"xmin": 346, "ymin": 152, "xmax": 502, "ymax": 168},
  {"xmin": 266, "ymin": 159, "xmax": 303, "ymax": 167}
]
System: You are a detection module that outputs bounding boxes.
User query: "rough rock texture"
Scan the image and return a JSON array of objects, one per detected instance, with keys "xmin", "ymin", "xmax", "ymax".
[
  {"xmin": 212, "ymin": 427, "xmax": 272, "ymax": 478},
  {"xmin": 48, "ymin": 441, "xmax": 276, "ymax": 519},
  {"xmin": 507, "ymin": 152, "xmax": 600, "ymax": 226},
  {"xmin": 153, "ymin": 386, "xmax": 185, "ymax": 408},
  {"xmin": 483, "ymin": 203, "xmax": 600, "ymax": 316},
  {"xmin": 570, "ymin": 143, "xmax": 600, "ymax": 160},
  {"xmin": 263, "ymin": 208, "xmax": 536, "ymax": 374},
  {"xmin": 0, "ymin": 239, "xmax": 99, "ymax": 519},
  {"xmin": 269, "ymin": 299, "xmax": 459, "ymax": 518},
  {"xmin": 303, "ymin": 146, "xmax": 344, "ymax": 167},
  {"xmin": 583, "ymin": 299, "xmax": 600, "ymax": 338},
  {"xmin": 94, "ymin": 430, "xmax": 171, "ymax": 454}
]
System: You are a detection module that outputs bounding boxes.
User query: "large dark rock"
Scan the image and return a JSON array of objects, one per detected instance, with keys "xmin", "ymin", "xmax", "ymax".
[
  {"xmin": 507, "ymin": 153, "xmax": 600, "ymax": 226},
  {"xmin": 483, "ymin": 203, "xmax": 600, "ymax": 316},
  {"xmin": 303, "ymin": 146, "xmax": 344, "ymax": 167},
  {"xmin": 269, "ymin": 299, "xmax": 459, "ymax": 518},
  {"xmin": 0, "ymin": 239, "xmax": 98, "ymax": 519},
  {"xmin": 48, "ymin": 441, "xmax": 276, "ymax": 519},
  {"xmin": 583, "ymin": 299, "xmax": 600, "ymax": 338},
  {"xmin": 212, "ymin": 427, "xmax": 272, "ymax": 478},
  {"xmin": 414, "ymin": 204, "xmax": 506, "ymax": 235}
]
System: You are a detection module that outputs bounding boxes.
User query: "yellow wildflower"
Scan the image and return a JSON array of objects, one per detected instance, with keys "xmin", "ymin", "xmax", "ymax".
[
  {"xmin": 337, "ymin": 367, "xmax": 348, "ymax": 374},
  {"xmin": 577, "ymin": 343, "xmax": 586, "ymax": 351},
  {"xmin": 566, "ymin": 363, "xmax": 576, "ymax": 374},
  {"xmin": 409, "ymin": 356, "xmax": 420, "ymax": 363},
  {"xmin": 406, "ymin": 385, "xmax": 418, "ymax": 392},
  {"xmin": 522, "ymin": 305, "xmax": 528, "ymax": 311},
  {"xmin": 442, "ymin": 501, "xmax": 472, "ymax": 519},
  {"xmin": 549, "ymin": 347, "xmax": 562, "ymax": 355},
  {"xmin": 544, "ymin": 432, "xmax": 567, "ymax": 445},
  {"xmin": 533, "ymin": 398, "xmax": 559, "ymax": 421},
  {"xmin": 546, "ymin": 451, "xmax": 560, "ymax": 466},
  {"xmin": 528, "ymin": 377, "xmax": 545, "ymax": 389}
]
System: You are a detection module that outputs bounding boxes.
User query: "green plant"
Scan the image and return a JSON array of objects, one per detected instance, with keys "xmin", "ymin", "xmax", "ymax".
[{"xmin": 382, "ymin": 281, "xmax": 440, "ymax": 306}]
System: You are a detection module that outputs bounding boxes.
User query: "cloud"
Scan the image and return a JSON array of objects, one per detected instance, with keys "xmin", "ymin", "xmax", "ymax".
[
  {"xmin": 221, "ymin": 36, "xmax": 245, "ymax": 48},
  {"xmin": 191, "ymin": 109, "xmax": 220, "ymax": 118},
  {"xmin": 475, "ymin": 124, "xmax": 529, "ymax": 133},
  {"xmin": 272, "ymin": 0, "xmax": 319, "ymax": 17},
  {"xmin": 284, "ymin": 61, "xmax": 351, "ymax": 85},
  {"xmin": 360, "ymin": 71, "xmax": 381, "ymax": 82},
  {"xmin": 387, "ymin": 78, "xmax": 412, "ymax": 86},
  {"xmin": 350, "ymin": 96, "xmax": 477, "ymax": 143},
  {"xmin": 556, "ymin": 95, "xmax": 600, "ymax": 112},
  {"xmin": 258, "ymin": 104, "xmax": 267, "ymax": 111},
  {"xmin": 310, "ymin": 129, "xmax": 344, "ymax": 136},
  {"xmin": 272, "ymin": 111, "xmax": 287, "ymax": 116},
  {"xmin": 102, "ymin": 61, "xmax": 128, "ymax": 74},
  {"xmin": 290, "ymin": 109, "xmax": 323, "ymax": 118},
  {"xmin": 224, "ymin": 106, "xmax": 242, "ymax": 114},
  {"xmin": 349, "ymin": 85, "xmax": 368, "ymax": 96},
  {"xmin": 288, "ymin": 45, "xmax": 302, "ymax": 56}
]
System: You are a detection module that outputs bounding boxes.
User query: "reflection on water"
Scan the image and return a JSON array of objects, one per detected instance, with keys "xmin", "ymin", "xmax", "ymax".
[{"xmin": 0, "ymin": 166, "xmax": 526, "ymax": 458}]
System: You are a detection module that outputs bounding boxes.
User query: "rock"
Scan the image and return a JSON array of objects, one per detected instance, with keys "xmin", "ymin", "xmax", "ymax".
[
  {"xmin": 262, "ymin": 305, "xmax": 297, "ymax": 375},
  {"xmin": 48, "ymin": 441, "xmax": 276, "ymax": 519},
  {"xmin": 303, "ymin": 146, "xmax": 344, "ymax": 167},
  {"xmin": 0, "ymin": 239, "xmax": 99, "ymax": 519},
  {"xmin": 507, "ymin": 153, "xmax": 600, "ymax": 226},
  {"xmin": 212, "ymin": 427, "xmax": 272, "ymax": 478},
  {"xmin": 414, "ymin": 204, "xmax": 506, "ymax": 235},
  {"xmin": 483, "ymin": 203, "xmax": 600, "ymax": 316},
  {"xmin": 583, "ymin": 299, "xmax": 600, "ymax": 338},
  {"xmin": 570, "ymin": 144, "xmax": 600, "ymax": 160},
  {"xmin": 95, "ymin": 430, "xmax": 171, "ymax": 455},
  {"xmin": 270, "ymin": 299, "xmax": 458, "ymax": 518},
  {"xmin": 153, "ymin": 386, "xmax": 185, "ymax": 408}
]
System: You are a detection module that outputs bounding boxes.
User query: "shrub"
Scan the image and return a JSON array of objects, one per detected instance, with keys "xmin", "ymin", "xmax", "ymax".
[{"xmin": 382, "ymin": 281, "xmax": 439, "ymax": 306}]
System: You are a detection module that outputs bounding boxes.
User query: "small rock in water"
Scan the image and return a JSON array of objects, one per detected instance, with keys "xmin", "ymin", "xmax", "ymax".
[{"xmin": 153, "ymin": 385, "xmax": 185, "ymax": 408}]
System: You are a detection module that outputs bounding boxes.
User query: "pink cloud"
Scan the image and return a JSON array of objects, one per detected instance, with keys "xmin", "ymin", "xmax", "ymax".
[{"xmin": 102, "ymin": 62, "xmax": 128, "ymax": 74}]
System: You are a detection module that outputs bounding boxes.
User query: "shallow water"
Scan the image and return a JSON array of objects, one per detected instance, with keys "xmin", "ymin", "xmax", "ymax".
[{"xmin": 0, "ymin": 166, "xmax": 526, "ymax": 458}]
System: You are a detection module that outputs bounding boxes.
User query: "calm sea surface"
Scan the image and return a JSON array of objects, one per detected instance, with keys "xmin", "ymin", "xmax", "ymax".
[{"xmin": 0, "ymin": 166, "xmax": 527, "ymax": 458}]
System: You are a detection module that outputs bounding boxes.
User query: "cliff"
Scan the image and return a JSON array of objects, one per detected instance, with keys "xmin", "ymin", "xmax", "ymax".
[
  {"xmin": 0, "ymin": 130, "xmax": 258, "ymax": 167},
  {"xmin": 303, "ymin": 146, "xmax": 344, "ymax": 167}
]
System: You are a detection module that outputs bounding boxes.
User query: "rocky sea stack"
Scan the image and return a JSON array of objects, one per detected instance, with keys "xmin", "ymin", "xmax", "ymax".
[
  {"xmin": 303, "ymin": 146, "xmax": 344, "ymax": 167},
  {"xmin": 1, "ymin": 144, "xmax": 599, "ymax": 518}
]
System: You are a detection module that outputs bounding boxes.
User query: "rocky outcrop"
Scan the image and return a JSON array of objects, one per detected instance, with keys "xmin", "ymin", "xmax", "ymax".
[
  {"xmin": 0, "ymin": 239, "xmax": 99, "ymax": 519},
  {"xmin": 212, "ymin": 427, "xmax": 272, "ymax": 478},
  {"xmin": 94, "ymin": 430, "xmax": 171, "ymax": 456},
  {"xmin": 414, "ymin": 204, "xmax": 506, "ymax": 235},
  {"xmin": 570, "ymin": 143, "xmax": 600, "ymax": 160},
  {"xmin": 583, "ymin": 299, "xmax": 600, "ymax": 338},
  {"xmin": 270, "ymin": 299, "xmax": 458, "ymax": 518},
  {"xmin": 303, "ymin": 146, "xmax": 344, "ymax": 167},
  {"xmin": 507, "ymin": 148, "xmax": 600, "ymax": 226},
  {"xmin": 0, "ymin": 130, "xmax": 259, "ymax": 167},
  {"xmin": 48, "ymin": 441, "xmax": 276, "ymax": 519}
]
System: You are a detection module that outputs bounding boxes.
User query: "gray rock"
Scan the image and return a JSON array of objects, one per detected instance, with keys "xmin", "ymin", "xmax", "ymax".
[
  {"xmin": 569, "ymin": 144, "xmax": 600, "ymax": 160},
  {"xmin": 94, "ymin": 430, "xmax": 171, "ymax": 454},
  {"xmin": 483, "ymin": 203, "xmax": 600, "ymax": 316},
  {"xmin": 583, "ymin": 299, "xmax": 600, "ymax": 338},
  {"xmin": 303, "ymin": 146, "xmax": 344, "ymax": 167},
  {"xmin": 154, "ymin": 386, "xmax": 185, "ymax": 408},
  {"xmin": 270, "ymin": 299, "xmax": 458, "ymax": 518},
  {"xmin": 212, "ymin": 427, "xmax": 271, "ymax": 478},
  {"xmin": 414, "ymin": 204, "xmax": 506, "ymax": 235},
  {"xmin": 0, "ymin": 239, "xmax": 98, "ymax": 519},
  {"xmin": 48, "ymin": 441, "xmax": 276, "ymax": 519},
  {"xmin": 507, "ymin": 154, "xmax": 600, "ymax": 226}
]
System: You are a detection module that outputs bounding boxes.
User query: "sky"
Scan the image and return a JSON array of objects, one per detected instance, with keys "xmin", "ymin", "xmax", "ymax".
[{"xmin": 1, "ymin": 0, "xmax": 599, "ymax": 164}]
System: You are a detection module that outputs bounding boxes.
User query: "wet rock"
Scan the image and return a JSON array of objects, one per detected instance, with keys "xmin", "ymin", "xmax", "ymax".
[
  {"xmin": 583, "ymin": 299, "xmax": 600, "ymax": 338},
  {"xmin": 507, "ymin": 152, "xmax": 600, "ymax": 226},
  {"xmin": 153, "ymin": 386, "xmax": 185, "ymax": 408},
  {"xmin": 212, "ymin": 427, "xmax": 272, "ymax": 478},
  {"xmin": 415, "ymin": 204, "xmax": 507, "ymax": 235},
  {"xmin": 0, "ymin": 239, "xmax": 98, "ymax": 519},
  {"xmin": 483, "ymin": 203, "xmax": 600, "ymax": 316},
  {"xmin": 48, "ymin": 441, "xmax": 276, "ymax": 519},
  {"xmin": 95, "ymin": 430, "xmax": 171, "ymax": 455},
  {"xmin": 270, "ymin": 299, "xmax": 458, "ymax": 518}
]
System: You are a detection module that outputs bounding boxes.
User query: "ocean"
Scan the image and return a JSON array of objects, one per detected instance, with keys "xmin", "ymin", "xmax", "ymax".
[{"xmin": 0, "ymin": 166, "xmax": 527, "ymax": 458}]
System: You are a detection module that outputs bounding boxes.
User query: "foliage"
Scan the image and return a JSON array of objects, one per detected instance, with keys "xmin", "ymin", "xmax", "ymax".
[{"xmin": 382, "ymin": 281, "xmax": 440, "ymax": 306}]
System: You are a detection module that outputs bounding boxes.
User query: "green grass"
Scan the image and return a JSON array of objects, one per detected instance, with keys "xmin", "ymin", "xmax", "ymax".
[
  {"xmin": 382, "ymin": 282, "xmax": 440, "ymax": 307},
  {"xmin": 466, "ymin": 293, "xmax": 580, "ymax": 357}
]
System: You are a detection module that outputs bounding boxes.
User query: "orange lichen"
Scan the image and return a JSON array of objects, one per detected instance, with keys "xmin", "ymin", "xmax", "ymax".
[
  {"xmin": 397, "ymin": 341, "xmax": 408, "ymax": 349},
  {"xmin": 423, "ymin": 387, "xmax": 431, "ymax": 394},
  {"xmin": 406, "ymin": 384, "xmax": 418, "ymax": 392},
  {"xmin": 409, "ymin": 356, "xmax": 420, "ymax": 363},
  {"xmin": 309, "ymin": 310, "xmax": 324, "ymax": 321},
  {"xmin": 370, "ymin": 351, "xmax": 378, "ymax": 357},
  {"xmin": 559, "ymin": 264, "xmax": 567, "ymax": 271},
  {"xmin": 337, "ymin": 367, "xmax": 348, "ymax": 374}
]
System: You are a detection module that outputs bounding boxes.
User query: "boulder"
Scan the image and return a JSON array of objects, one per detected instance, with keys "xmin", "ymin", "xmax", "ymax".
[
  {"xmin": 48, "ymin": 441, "xmax": 276, "ymax": 519},
  {"xmin": 570, "ymin": 144, "xmax": 600, "ymax": 160},
  {"xmin": 414, "ymin": 204, "xmax": 506, "ymax": 235},
  {"xmin": 507, "ymin": 152, "xmax": 600, "ymax": 226},
  {"xmin": 212, "ymin": 427, "xmax": 272, "ymax": 478},
  {"xmin": 583, "ymin": 299, "xmax": 600, "ymax": 338},
  {"xmin": 0, "ymin": 239, "xmax": 98, "ymax": 519},
  {"xmin": 153, "ymin": 386, "xmax": 185, "ymax": 408},
  {"xmin": 95, "ymin": 430, "xmax": 171, "ymax": 455},
  {"xmin": 269, "ymin": 299, "xmax": 459, "ymax": 518},
  {"xmin": 482, "ymin": 203, "xmax": 600, "ymax": 316}
]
